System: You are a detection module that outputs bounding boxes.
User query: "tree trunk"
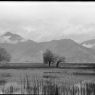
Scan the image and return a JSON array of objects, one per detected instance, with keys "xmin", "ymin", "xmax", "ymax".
[
  {"xmin": 49, "ymin": 62, "xmax": 51, "ymax": 67},
  {"xmin": 56, "ymin": 62, "xmax": 60, "ymax": 68}
]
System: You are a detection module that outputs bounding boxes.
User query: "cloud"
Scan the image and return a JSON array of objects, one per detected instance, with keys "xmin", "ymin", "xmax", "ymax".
[{"xmin": 0, "ymin": 2, "xmax": 95, "ymax": 42}]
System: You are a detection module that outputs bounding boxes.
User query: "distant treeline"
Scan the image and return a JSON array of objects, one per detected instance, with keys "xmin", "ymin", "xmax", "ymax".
[{"xmin": 0, "ymin": 63, "xmax": 95, "ymax": 69}]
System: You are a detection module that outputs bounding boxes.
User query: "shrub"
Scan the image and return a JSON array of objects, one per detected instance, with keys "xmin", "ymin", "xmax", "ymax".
[{"xmin": 0, "ymin": 47, "xmax": 11, "ymax": 64}]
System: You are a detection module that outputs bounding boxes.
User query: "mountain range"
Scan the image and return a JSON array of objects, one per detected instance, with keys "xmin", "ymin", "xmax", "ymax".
[{"xmin": 0, "ymin": 32, "xmax": 95, "ymax": 63}]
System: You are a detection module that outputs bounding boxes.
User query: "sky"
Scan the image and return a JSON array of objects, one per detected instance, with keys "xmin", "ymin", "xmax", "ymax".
[{"xmin": 0, "ymin": 1, "xmax": 95, "ymax": 42}]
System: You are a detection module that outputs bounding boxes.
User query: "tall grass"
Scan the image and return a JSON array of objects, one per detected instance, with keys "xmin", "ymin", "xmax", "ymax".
[{"xmin": 0, "ymin": 73, "xmax": 95, "ymax": 95}]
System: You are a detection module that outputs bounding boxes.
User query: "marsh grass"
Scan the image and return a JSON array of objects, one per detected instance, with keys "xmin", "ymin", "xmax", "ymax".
[
  {"xmin": 0, "ymin": 69, "xmax": 95, "ymax": 95},
  {"xmin": 0, "ymin": 76, "xmax": 95, "ymax": 95}
]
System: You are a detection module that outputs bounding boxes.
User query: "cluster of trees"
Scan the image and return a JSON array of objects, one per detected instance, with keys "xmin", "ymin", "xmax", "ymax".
[
  {"xmin": 0, "ymin": 47, "xmax": 11, "ymax": 64},
  {"xmin": 0, "ymin": 46, "xmax": 65, "ymax": 67},
  {"xmin": 43, "ymin": 49, "xmax": 65, "ymax": 67}
]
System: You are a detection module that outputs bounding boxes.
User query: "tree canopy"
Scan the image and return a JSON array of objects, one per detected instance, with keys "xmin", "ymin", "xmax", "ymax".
[
  {"xmin": 0, "ymin": 47, "xmax": 11, "ymax": 64},
  {"xmin": 43, "ymin": 49, "xmax": 55, "ymax": 67},
  {"xmin": 43, "ymin": 49, "xmax": 65, "ymax": 67}
]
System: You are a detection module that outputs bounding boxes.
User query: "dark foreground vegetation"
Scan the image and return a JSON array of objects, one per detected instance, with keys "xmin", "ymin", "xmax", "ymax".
[{"xmin": 0, "ymin": 73, "xmax": 95, "ymax": 95}]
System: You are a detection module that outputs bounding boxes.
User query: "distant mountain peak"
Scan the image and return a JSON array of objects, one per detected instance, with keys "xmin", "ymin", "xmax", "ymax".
[
  {"xmin": 3, "ymin": 32, "xmax": 15, "ymax": 36},
  {"xmin": 81, "ymin": 39, "xmax": 95, "ymax": 48},
  {"xmin": 0, "ymin": 32, "xmax": 25, "ymax": 43}
]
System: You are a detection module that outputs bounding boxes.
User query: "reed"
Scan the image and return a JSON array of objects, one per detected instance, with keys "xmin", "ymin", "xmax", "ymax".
[{"xmin": 0, "ymin": 74, "xmax": 95, "ymax": 95}]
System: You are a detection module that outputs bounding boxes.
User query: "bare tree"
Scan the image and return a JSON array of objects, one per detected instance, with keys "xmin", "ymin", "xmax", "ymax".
[
  {"xmin": 43, "ymin": 49, "xmax": 55, "ymax": 67},
  {"xmin": 55, "ymin": 56, "xmax": 66, "ymax": 68},
  {"xmin": 0, "ymin": 47, "xmax": 11, "ymax": 64},
  {"xmin": 43, "ymin": 49, "xmax": 66, "ymax": 67}
]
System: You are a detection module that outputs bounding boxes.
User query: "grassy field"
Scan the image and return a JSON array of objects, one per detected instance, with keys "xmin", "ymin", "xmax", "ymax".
[
  {"xmin": 0, "ymin": 68, "xmax": 95, "ymax": 86},
  {"xmin": 0, "ymin": 63, "xmax": 95, "ymax": 86},
  {"xmin": 0, "ymin": 63, "xmax": 95, "ymax": 94}
]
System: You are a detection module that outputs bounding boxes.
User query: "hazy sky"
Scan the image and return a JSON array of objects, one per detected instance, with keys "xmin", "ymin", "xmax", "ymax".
[{"xmin": 0, "ymin": 1, "xmax": 95, "ymax": 42}]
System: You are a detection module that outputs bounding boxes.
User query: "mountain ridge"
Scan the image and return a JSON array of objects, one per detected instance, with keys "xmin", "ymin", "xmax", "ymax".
[{"xmin": 0, "ymin": 36, "xmax": 95, "ymax": 63}]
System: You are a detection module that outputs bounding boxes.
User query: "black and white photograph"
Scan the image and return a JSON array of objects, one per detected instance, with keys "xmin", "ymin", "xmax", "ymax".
[{"xmin": 0, "ymin": 1, "xmax": 94, "ymax": 94}]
